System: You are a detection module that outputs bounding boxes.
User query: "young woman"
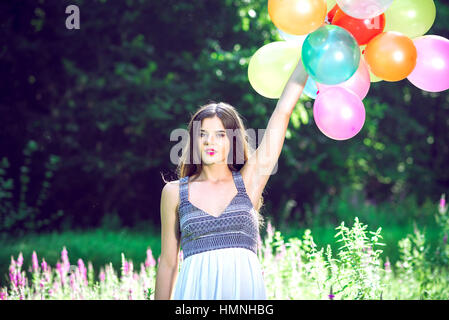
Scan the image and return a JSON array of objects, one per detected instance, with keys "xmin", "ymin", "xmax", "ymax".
[{"xmin": 154, "ymin": 59, "xmax": 308, "ymax": 300}]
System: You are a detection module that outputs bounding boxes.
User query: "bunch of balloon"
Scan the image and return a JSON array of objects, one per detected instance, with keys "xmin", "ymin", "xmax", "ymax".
[
  {"xmin": 331, "ymin": 0, "xmax": 449, "ymax": 92},
  {"xmin": 247, "ymin": 0, "xmax": 448, "ymax": 141},
  {"xmin": 248, "ymin": 0, "xmax": 366, "ymax": 140}
]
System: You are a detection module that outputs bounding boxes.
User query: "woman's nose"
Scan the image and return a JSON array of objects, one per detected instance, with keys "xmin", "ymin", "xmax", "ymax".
[{"xmin": 205, "ymin": 134, "xmax": 215, "ymax": 144}]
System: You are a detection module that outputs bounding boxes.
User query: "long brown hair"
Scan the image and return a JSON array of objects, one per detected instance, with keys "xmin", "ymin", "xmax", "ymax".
[{"xmin": 161, "ymin": 101, "xmax": 265, "ymax": 228}]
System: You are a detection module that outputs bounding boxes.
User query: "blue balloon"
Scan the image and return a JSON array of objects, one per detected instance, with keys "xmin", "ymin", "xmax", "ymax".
[
  {"xmin": 302, "ymin": 25, "xmax": 360, "ymax": 85},
  {"xmin": 303, "ymin": 77, "xmax": 319, "ymax": 99}
]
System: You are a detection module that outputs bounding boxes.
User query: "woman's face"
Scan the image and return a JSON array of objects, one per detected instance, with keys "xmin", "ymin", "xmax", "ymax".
[{"xmin": 197, "ymin": 116, "xmax": 230, "ymax": 165}]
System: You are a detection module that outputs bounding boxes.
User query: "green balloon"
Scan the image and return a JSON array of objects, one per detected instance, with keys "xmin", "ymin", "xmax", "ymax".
[
  {"xmin": 384, "ymin": 0, "xmax": 436, "ymax": 39},
  {"xmin": 248, "ymin": 41, "xmax": 302, "ymax": 99}
]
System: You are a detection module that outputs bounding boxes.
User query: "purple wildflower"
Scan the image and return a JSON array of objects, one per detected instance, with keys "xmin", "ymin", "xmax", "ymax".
[
  {"xmin": 56, "ymin": 262, "xmax": 66, "ymax": 286},
  {"xmin": 99, "ymin": 270, "xmax": 105, "ymax": 282},
  {"xmin": 70, "ymin": 273, "xmax": 76, "ymax": 291},
  {"xmin": 439, "ymin": 194, "xmax": 447, "ymax": 214},
  {"xmin": 0, "ymin": 291, "xmax": 7, "ymax": 300},
  {"xmin": 121, "ymin": 253, "xmax": 130, "ymax": 276},
  {"xmin": 41, "ymin": 259, "xmax": 48, "ymax": 272},
  {"xmin": 9, "ymin": 257, "xmax": 17, "ymax": 287},
  {"xmin": 384, "ymin": 257, "xmax": 391, "ymax": 272},
  {"xmin": 32, "ymin": 251, "xmax": 39, "ymax": 272},
  {"xmin": 145, "ymin": 248, "xmax": 156, "ymax": 268},
  {"xmin": 61, "ymin": 247, "xmax": 70, "ymax": 272},
  {"xmin": 444, "ymin": 233, "xmax": 448, "ymax": 245},
  {"xmin": 9, "ymin": 271, "xmax": 17, "ymax": 288},
  {"xmin": 78, "ymin": 258, "xmax": 87, "ymax": 283},
  {"xmin": 17, "ymin": 252, "xmax": 23, "ymax": 268},
  {"xmin": 18, "ymin": 271, "xmax": 27, "ymax": 287},
  {"xmin": 14, "ymin": 272, "xmax": 19, "ymax": 287},
  {"xmin": 53, "ymin": 279, "xmax": 60, "ymax": 292},
  {"xmin": 440, "ymin": 194, "xmax": 446, "ymax": 209}
]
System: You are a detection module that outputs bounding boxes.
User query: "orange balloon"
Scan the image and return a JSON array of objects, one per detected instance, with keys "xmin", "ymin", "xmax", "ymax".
[
  {"xmin": 268, "ymin": 0, "xmax": 327, "ymax": 35},
  {"xmin": 364, "ymin": 32, "xmax": 417, "ymax": 82}
]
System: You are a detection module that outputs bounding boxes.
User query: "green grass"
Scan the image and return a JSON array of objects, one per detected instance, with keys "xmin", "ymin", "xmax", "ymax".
[
  {"xmin": 0, "ymin": 225, "xmax": 161, "ymax": 287},
  {"xmin": 0, "ymin": 219, "xmax": 443, "ymax": 287}
]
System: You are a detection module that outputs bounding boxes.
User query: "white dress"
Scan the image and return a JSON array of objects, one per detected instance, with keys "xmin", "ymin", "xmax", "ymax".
[
  {"xmin": 173, "ymin": 247, "xmax": 267, "ymax": 300},
  {"xmin": 172, "ymin": 170, "xmax": 267, "ymax": 300}
]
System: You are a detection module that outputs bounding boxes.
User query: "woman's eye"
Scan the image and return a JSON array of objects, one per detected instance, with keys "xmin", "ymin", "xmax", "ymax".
[{"xmin": 199, "ymin": 133, "xmax": 225, "ymax": 138}]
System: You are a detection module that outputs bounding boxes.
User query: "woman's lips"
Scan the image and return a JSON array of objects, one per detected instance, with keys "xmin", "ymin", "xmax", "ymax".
[{"xmin": 206, "ymin": 149, "xmax": 216, "ymax": 155}]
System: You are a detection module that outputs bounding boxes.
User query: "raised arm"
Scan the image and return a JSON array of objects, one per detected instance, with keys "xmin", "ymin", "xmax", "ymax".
[{"xmin": 241, "ymin": 59, "xmax": 308, "ymax": 207}]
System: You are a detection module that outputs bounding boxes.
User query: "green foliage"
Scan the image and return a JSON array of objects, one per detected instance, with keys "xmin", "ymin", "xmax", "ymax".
[
  {"xmin": 331, "ymin": 218, "xmax": 385, "ymax": 299},
  {"xmin": 0, "ymin": 141, "xmax": 63, "ymax": 238},
  {"xmin": 1, "ymin": 0, "xmax": 448, "ymax": 230}
]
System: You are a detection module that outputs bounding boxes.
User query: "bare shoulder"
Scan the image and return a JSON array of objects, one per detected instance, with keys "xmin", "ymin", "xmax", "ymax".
[{"xmin": 161, "ymin": 179, "xmax": 181, "ymax": 214}]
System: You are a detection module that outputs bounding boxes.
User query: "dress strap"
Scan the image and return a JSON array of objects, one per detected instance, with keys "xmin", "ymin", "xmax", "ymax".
[
  {"xmin": 233, "ymin": 170, "xmax": 247, "ymax": 195},
  {"xmin": 179, "ymin": 176, "xmax": 189, "ymax": 204}
]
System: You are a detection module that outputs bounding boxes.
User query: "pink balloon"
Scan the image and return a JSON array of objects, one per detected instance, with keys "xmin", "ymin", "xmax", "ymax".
[
  {"xmin": 407, "ymin": 35, "xmax": 449, "ymax": 92},
  {"xmin": 313, "ymin": 87, "xmax": 366, "ymax": 140},
  {"xmin": 316, "ymin": 58, "xmax": 371, "ymax": 99}
]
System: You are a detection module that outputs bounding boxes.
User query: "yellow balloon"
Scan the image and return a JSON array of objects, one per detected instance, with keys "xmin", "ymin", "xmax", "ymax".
[
  {"xmin": 384, "ymin": 0, "xmax": 436, "ymax": 39},
  {"xmin": 327, "ymin": 0, "xmax": 337, "ymax": 13},
  {"xmin": 248, "ymin": 41, "xmax": 302, "ymax": 99},
  {"xmin": 268, "ymin": 0, "xmax": 327, "ymax": 35}
]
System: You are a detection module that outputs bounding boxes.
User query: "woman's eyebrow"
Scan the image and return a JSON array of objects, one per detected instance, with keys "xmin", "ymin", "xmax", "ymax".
[{"xmin": 200, "ymin": 129, "xmax": 226, "ymax": 133}]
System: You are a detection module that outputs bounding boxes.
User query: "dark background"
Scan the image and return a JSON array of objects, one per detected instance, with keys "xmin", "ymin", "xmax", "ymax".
[{"xmin": 1, "ymin": 0, "xmax": 448, "ymax": 239}]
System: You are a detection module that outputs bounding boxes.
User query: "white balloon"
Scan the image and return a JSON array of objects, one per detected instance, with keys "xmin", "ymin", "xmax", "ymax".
[{"xmin": 336, "ymin": 0, "xmax": 393, "ymax": 19}]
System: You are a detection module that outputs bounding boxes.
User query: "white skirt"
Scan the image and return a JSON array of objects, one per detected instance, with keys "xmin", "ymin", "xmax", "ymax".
[{"xmin": 173, "ymin": 247, "xmax": 267, "ymax": 300}]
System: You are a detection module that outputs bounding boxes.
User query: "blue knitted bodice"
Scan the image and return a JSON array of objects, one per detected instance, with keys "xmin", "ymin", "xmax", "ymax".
[{"xmin": 178, "ymin": 170, "xmax": 260, "ymax": 260}]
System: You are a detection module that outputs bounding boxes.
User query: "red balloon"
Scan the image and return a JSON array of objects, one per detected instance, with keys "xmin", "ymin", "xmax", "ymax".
[
  {"xmin": 332, "ymin": 9, "xmax": 385, "ymax": 45},
  {"xmin": 327, "ymin": 4, "xmax": 339, "ymax": 23}
]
